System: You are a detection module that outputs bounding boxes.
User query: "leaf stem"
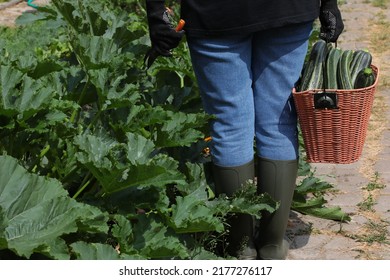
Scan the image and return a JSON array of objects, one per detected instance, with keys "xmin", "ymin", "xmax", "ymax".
[
  {"xmin": 83, "ymin": 110, "xmax": 102, "ymax": 134},
  {"xmin": 29, "ymin": 143, "xmax": 51, "ymax": 173},
  {"xmin": 70, "ymin": 78, "xmax": 90, "ymax": 124},
  {"xmin": 72, "ymin": 172, "xmax": 93, "ymax": 199}
]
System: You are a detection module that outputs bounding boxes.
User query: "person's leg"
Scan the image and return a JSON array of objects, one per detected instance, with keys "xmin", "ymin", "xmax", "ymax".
[
  {"xmin": 252, "ymin": 22, "xmax": 313, "ymax": 161},
  {"xmin": 187, "ymin": 34, "xmax": 256, "ymax": 259},
  {"xmin": 187, "ymin": 34, "xmax": 255, "ymax": 167},
  {"xmin": 211, "ymin": 159, "xmax": 256, "ymax": 259},
  {"xmin": 255, "ymin": 157, "xmax": 298, "ymax": 259},
  {"xmin": 251, "ymin": 22, "xmax": 313, "ymax": 259}
]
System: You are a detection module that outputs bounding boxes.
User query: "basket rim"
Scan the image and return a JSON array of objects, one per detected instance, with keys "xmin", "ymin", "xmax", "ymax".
[{"xmin": 293, "ymin": 64, "xmax": 380, "ymax": 95}]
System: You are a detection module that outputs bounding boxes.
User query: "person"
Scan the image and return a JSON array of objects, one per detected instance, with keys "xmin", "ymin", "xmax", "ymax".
[{"xmin": 145, "ymin": 0, "xmax": 344, "ymax": 260}]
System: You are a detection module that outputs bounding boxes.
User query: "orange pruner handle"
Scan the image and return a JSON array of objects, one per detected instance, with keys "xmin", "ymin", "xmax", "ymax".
[{"xmin": 175, "ymin": 19, "xmax": 186, "ymax": 32}]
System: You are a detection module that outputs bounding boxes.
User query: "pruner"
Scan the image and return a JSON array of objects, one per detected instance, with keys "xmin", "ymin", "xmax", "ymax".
[{"xmin": 144, "ymin": 19, "xmax": 185, "ymax": 70}]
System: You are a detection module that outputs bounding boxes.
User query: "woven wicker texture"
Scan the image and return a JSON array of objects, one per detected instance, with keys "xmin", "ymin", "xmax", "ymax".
[{"xmin": 293, "ymin": 65, "xmax": 379, "ymax": 164}]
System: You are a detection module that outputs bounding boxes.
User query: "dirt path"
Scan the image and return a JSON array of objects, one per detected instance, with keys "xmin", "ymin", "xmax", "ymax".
[
  {"xmin": 0, "ymin": 0, "xmax": 47, "ymax": 26},
  {"xmin": 0, "ymin": 0, "xmax": 389, "ymax": 260}
]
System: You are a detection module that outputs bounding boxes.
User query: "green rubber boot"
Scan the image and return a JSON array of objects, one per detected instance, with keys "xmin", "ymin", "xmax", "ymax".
[
  {"xmin": 256, "ymin": 157, "xmax": 298, "ymax": 260},
  {"xmin": 212, "ymin": 159, "xmax": 257, "ymax": 260}
]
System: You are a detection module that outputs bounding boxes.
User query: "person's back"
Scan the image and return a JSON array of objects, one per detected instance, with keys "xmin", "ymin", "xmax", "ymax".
[{"xmin": 181, "ymin": 0, "xmax": 320, "ymax": 36}]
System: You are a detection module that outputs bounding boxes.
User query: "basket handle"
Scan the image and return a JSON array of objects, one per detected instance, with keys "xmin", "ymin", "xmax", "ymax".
[{"xmin": 313, "ymin": 40, "xmax": 338, "ymax": 110}]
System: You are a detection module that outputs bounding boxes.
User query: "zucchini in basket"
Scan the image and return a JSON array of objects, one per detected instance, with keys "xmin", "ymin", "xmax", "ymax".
[
  {"xmin": 299, "ymin": 40, "xmax": 328, "ymax": 91},
  {"xmin": 337, "ymin": 49, "xmax": 354, "ymax": 90},
  {"xmin": 354, "ymin": 67, "xmax": 376, "ymax": 89},
  {"xmin": 350, "ymin": 50, "xmax": 372, "ymax": 88},
  {"xmin": 324, "ymin": 47, "xmax": 342, "ymax": 89}
]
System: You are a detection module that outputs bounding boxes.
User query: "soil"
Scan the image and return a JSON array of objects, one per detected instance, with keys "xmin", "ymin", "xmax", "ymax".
[
  {"xmin": 0, "ymin": 0, "xmax": 48, "ymax": 26},
  {"xmin": 0, "ymin": 0, "xmax": 389, "ymax": 260},
  {"xmin": 0, "ymin": 1, "xmax": 29, "ymax": 26}
]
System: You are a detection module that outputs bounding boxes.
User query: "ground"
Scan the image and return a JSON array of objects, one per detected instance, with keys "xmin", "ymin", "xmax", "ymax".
[
  {"xmin": 0, "ymin": 0, "xmax": 389, "ymax": 260},
  {"xmin": 0, "ymin": 1, "xmax": 37, "ymax": 26}
]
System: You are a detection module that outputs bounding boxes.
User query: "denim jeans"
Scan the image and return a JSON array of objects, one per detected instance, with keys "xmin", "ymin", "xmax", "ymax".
[{"xmin": 187, "ymin": 22, "xmax": 313, "ymax": 167}]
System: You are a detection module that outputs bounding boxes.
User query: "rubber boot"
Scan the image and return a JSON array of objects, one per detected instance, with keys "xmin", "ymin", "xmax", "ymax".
[
  {"xmin": 256, "ymin": 157, "xmax": 298, "ymax": 260},
  {"xmin": 212, "ymin": 159, "xmax": 257, "ymax": 260}
]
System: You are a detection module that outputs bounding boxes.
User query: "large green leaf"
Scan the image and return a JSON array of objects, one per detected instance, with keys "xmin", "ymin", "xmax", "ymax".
[
  {"xmin": 0, "ymin": 155, "xmax": 109, "ymax": 259},
  {"xmin": 169, "ymin": 188, "xmax": 224, "ymax": 233},
  {"xmin": 110, "ymin": 214, "xmax": 134, "ymax": 254},
  {"xmin": 125, "ymin": 133, "xmax": 155, "ymax": 165},
  {"xmin": 176, "ymin": 162, "xmax": 212, "ymax": 198},
  {"xmin": 74, "ymin": 35, "xmax": 120, "ymax": 69},
  {"xmin": 132, "ymin": 214, "xmax": 189, "ymax": 259},
  {"xmin": 295, "ymin": 176, "xmax": 334, "ymax": 194},
  {"xmin": 75, "ymin": 133, "xmax": 186, "ymax": 193},
  {"xmin": 0, "ymin": 65, "xmax": 56, "ymax": 118},
  {"xmin": 155, "ymin": 110, "xmax": 208, "ymax": 148},
  {"xmin": 292, "ymin": 196, "xmax": 351, "ymax": 222},
  {"xmin": 103, "ymin": 185, "xmax": 170, "ymax": 217},
  {"xmin": 70, "ymin": 242, "xmax": 141, "ymax": 260},
  {"xmin": 292, "ymin": 175, "xmax": 351, "ymax": 222},
  {"xmin": 51, "ymin": 0, "xmax": 141, "ymax": 42},
  {"xmin": 228, "ymin": 182, "xmax": 277, "ymax": 218},
  {"xmin": 116, "ymin": 105, "xmax": 208, "ymax": 148},
  {"xmin": 88, "ymin": 68, "xmax": 141, "ymax": 110}
]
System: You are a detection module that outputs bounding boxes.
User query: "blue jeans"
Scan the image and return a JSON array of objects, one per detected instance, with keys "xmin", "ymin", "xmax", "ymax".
[{"xmin": 187, "ymin": 22, "xmax": 313, "ymax": 167}]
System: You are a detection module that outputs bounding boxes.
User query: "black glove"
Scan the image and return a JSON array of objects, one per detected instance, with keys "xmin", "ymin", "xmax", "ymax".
[
  {"xmin": 146, "ymin": 0, "xmax": 184, "ymax": 56},
  {"xmin": 319, "ymin": 0, "xmax": 344, "ymax": 42}
]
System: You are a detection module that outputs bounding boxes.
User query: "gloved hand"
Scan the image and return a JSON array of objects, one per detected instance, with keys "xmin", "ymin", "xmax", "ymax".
[
  {"xmin": 319, "ymin": 0, "xmax": 344, "ymax": 42},
  {"xmin": 146, "ymin": 0, "xmax": 185, "ymax": 57}
]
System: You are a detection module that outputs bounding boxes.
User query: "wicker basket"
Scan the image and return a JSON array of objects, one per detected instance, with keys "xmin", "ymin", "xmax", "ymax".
[{"xmin": 292, "ymin": 65, "xmax": 379, "ymax": 164}]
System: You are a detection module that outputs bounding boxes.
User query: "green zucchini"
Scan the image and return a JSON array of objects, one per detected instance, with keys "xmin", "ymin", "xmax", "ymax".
[
  {"xmin": 354, "ymin": 67, "xmax": 376, "ymax": 89},
  {"xmin": 325, "ymin": 48, "xmax": 342, "ymax": 89},
  {"xmin": 350, "ymin": 50, "xmax": 372, "ymax": 87},
  {"xmin": 350, "ymin": 50, "xmax": 365, "ymax": 71},
  {"xmin": 299, "ymin": 40, "xmax": 328, "ymax": 91},
  {"xmin": 327, "ymin": 42, "xmax": 334, "ymax": 52},
  {"xmin": 337, "ymin": 49, "xmax": 354, "ymax": 89}
]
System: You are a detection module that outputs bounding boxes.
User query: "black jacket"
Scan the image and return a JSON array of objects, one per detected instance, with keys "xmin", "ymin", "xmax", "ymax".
[{"xmin": 180, "ymin": 0, "xmax": 320, "ymax": 36}]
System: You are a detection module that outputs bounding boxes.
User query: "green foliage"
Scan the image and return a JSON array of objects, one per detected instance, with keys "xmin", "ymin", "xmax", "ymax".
[
  {"xmin": 293, "ymin": 175, "xmax": 351, "ymax": 222},
  {"xmin": 0, "ymin": 155, "xmax": 109, "ymax": 259},
  {"xmin": 0, "ymin": 0, "xmax": 349, "ymax": 259}
]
